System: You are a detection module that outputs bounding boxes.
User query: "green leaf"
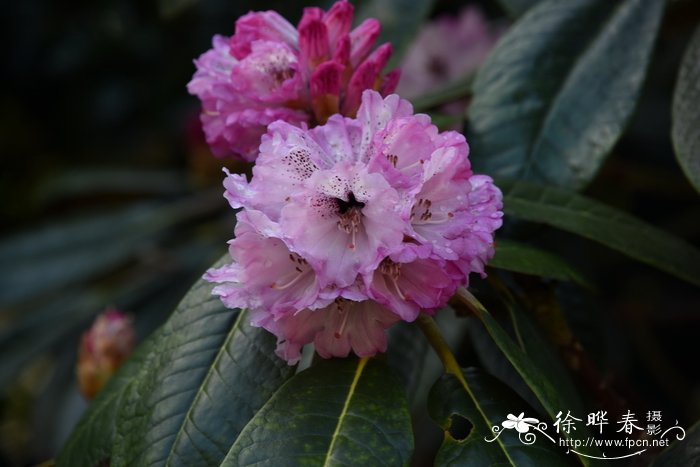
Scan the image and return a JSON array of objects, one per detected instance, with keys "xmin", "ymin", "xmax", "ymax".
[
  {"xmin": 672, "ymin": 24, "xmax": 700, "ymax": 194},
  {"xmin": 468, "ymin": 0, "xmax": 666, "ymax": 190},
  {"xmin": 490, "ymin": 239, "xmax": 592, "ymax": 288},
  {"xmin": 109, "ymin": 259, "xmax": 295, "ymax": 466},
  {"xmin": 497, "ymin": 0, "xmax": 542, "ymax": 18},
  {"xmin": 355, "ymin": 0, "xmax": 436, "ymax": 68},
  {"xmin": 653, "ymin": 420, "xmax": 700, "ymax": 466},
  {"xmin": 34, "ymin": 168, "xmax": 185, "ymax": 204},
  {"xmin": 500, "ymin": 179, "xmax": 700, "ymax": 288},
  {"xmin": 412, "ymin": 74, "xmax": 474, "ymax": 113},
  {"xmin": 428, "ymin": 368, "xmax": 573, "ymax": 466},
  {"xmin": 464, "ymin": 278, "xmax": 585, "ymax": 418},
  {"xmin": 0, "ymin": 190, "xmax": 221, "ymax": 306},
  {"xmin": 222, "ymin": 357, "xmax": 414, "ymax": 466},
  {"xmin": 387, "ymin": 308, "xmax": 470, "ymax": 409},
  {"xmin": 56, "ymin": 328, "xmax": 164, "ymax": 467},
  {"xmin": 456, "ymin": 289, "xmax": 602, "ymax": 465},
  {"xmin": 505, "ymin": 300, "xmax": 586, "ymax": 418}
]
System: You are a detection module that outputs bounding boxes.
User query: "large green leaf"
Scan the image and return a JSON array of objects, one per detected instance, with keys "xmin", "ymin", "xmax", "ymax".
[
  {"xmin": 108, "ymin": 260, "xmax": 295, "ymax": 466},
  {"xmin": 490, "ymin": 239, "xmax": 592, "ymax": 288},
  {"xmin": 672, "ymin": 25, "xmax": 700, "ymax": 195},
  {"xmin": 428, "ymin": 368, "xmax": 573, "ymax": 466},
  {"xmin": 500, "ymin": 179, "xmax": 700, "ymax": 288},
  {"xmin": 56, "ymin": 328, "xmax": 163, "ymax": 467},
  {"xmin": 456, "ymin": 288, "xmax": 602, "ymax": 465},
  {"xmin": 0, "ymin": 189, "xmax": 221, "ymax": 306},
  {"xmin": 469, "ymin": 0, "xmax": 665, "ymax": 190},
  {"xmin": 222, "ymin": 357, "xmax": 414, "ymax": 466},
  {"xmin": 355, "ymin": 0, "xmax": 436, "ymax": 68},
  {"xmin": 653, "ymin": 420, "xmax": 700, "ymax": 466},
  {"xmin": 465, "ymin": 278, "xmax": 585, "ymax": 419}
]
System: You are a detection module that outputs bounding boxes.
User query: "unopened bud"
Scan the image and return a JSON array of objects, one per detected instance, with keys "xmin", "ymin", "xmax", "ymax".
[{"xmin": 77, "ymin": 309, "xmax": 135, "ymax": 400}]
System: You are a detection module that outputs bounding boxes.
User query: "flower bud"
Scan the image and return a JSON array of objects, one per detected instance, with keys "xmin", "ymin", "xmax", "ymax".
[{"xmin": 77, "ymin": 309, "xmax": 135, "ymax": 400}]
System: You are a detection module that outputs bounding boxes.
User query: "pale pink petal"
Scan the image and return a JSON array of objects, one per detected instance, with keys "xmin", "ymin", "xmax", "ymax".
[
  {"xmin": 356, "ymin": 91, "xmax": 414, "ymax": 162},
  {"xmin": 307, "ymin": 114, "xmax": 363, "ymax": 166},
  {"xmin": 366, "ymin": 252, "xmax": 458, "ymax": 321},
  {"xmin": 265, "ymin": 300, "xmax": 398, "ymax": 363},
  {"xmin": 207, "ymin": 211, "xmax": 328, "ymax": 316},
  {"xmin": 367, "ymin": 114, "xmax": 438, "ymax": 190}
]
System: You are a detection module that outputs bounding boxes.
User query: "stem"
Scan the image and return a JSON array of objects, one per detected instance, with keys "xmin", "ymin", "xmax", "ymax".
[
  {"xmin": 417, "ymin": 306, "xmax": 515, "ymax": 460},
  {"xmin": 416, "ymin": 314, "xmax": 462, "ymax": 378},
  {"xmin": 454, "ymin": 286, "xmax": 488, "ymax": 316}
]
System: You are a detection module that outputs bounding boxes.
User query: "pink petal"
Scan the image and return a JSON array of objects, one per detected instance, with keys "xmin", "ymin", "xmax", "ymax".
[
  {"xmin": 323, "ymin": 0, "xmax": 354, "ymax": 50},
  {"xmin": 349, "ymin": 18, "xmax": 381, "ymax": 67},
  {"xmin": 310, "ymin": 61, "xmax": 343, "ymax": 123},
  {"xmin": 298, "ymin": 16, "xmax": 330, "ymax": 70},
  {"xmin": 230, "ymin": 41, "xmax": 302, "ymax": 104},
  {"xmin": 356, "ymin": 91, "xmax": 414, "ymax": 162},
  {"xmin": 230, "ymin": 11, "xmax": 298, "ymax": 59}
]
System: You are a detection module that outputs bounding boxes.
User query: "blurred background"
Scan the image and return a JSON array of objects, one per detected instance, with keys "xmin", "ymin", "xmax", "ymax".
[{"xmin": 1, "ymin": 0, "xmax": 699, "ymax": 465}]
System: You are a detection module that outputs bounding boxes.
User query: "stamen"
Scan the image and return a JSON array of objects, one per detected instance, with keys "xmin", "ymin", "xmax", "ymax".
[
  {"xmin": 411, "ymin": 198, "xmax": 453, "ymax": 225},
  {"xmin": 379, "ymin": 259, "xmax": 405, "ymax": 300},
  {"xmin": 417, "ymin": 213, "xmax": 454, "ymax": 225},
  {"xmin": 390, "ymin": 276, "xmax": 406, "ymax": 300},
  {"xmin": 334, "ymin": 299, "xmax": 350, "ymax": 338},
  {"xmin": 271, "ymin": 270, "xmax": 307, "ymax": 290}
]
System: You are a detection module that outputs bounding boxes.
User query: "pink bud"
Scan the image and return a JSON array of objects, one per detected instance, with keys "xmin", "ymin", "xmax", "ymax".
[
  {"xmin": 349, "ymin": 18, "xmax": 381, "ymax": 67},
  {"xmin": 311, "ymin": 61, "xmax": 343, "ymax": 124},
  {"xmin": 77, "ymin": 309, "xmax": 136, "ymax": 400},
  {"xmin": 380, "ymin": 69, "xmax": 401, "ymax": 95},
  {"xmin": 343, "ymin": 59, "xmax": 378, "ymax": 117},
  {"xmin": 323, "ymin": 0, "xmax": 354, "ymax": 49},
  {"xmin": 365, "ymin": 42, "xmax": 393, "ymax": 73},
  {"xmin": 299, "ymin": 18, "xmax": 330, "ymax": 70}
]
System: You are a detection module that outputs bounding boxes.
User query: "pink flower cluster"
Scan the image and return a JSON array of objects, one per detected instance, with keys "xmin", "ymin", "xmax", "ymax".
[
  {"xmin": 188, "ymin": 1, "xmax": 399, "ymax": 161},
  {"xmin": 206, "ymin": 91, "xmax": 503, "ymax": 364}
]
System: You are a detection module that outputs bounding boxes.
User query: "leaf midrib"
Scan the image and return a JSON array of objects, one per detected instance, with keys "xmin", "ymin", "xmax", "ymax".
[
  {"xmin": 524, "ymin": 0, "xmax": 626, "ymax": 183},
  {"xmin": 322, "ymin": 357, "xmax": 369, "ymax": 467},
  {"xmin": 164, "ymin": 309, "xmax": 246, "ymax": 466},
  {"xmin": 453, "ymin": 370, "xmax": 517, "ymax": 467}
]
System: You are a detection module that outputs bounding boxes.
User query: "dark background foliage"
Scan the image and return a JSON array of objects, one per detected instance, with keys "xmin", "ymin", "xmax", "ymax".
[{"xmin": 1, "ymin": 0, "xmax": 699, "ymax": 465}]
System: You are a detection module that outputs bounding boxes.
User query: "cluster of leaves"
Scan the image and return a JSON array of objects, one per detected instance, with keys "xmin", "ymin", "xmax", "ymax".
[{"xmin": 3, "ymin": 0, "xmax": 700, "ymax": 465}]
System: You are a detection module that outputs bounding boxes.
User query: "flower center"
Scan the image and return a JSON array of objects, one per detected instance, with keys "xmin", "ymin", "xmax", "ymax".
[
  {"xmin": 336, "ymin": 191, "xmax": 365, "ymax": 215},
  {"xmin": 335, "ymin": 192, "xmax": 365, "ymax": 249}
]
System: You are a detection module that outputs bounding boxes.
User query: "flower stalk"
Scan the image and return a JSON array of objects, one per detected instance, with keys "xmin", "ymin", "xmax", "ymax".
[{"xmin": 416, "ymin": 313, "xmax": 463, "ymax": 378}]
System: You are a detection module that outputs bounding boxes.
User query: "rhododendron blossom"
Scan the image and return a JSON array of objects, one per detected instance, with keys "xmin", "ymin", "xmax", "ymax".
[
  {"xmin": 396, "ymin": 6, "xmax": 504, "ymax": 99},
  {"xmin": 188, "ymin": 0, "xmax": 400, "ymax": 161},
  {"xmin": 206, "ymin": 90, "xmax": 503, "ymax": 364}
]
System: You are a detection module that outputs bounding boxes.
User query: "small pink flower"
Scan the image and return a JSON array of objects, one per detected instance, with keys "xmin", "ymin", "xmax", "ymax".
[
  {"xmin": 396, "ymin": 6, "xmax": 504, "ymax": 100},
  {"xmin": 208, "ymin": 90, "xmax": 503, "ymax": 364},
  {"xmin": 188, "ymin": 1, "xmax": 399, "ymax": 161}
]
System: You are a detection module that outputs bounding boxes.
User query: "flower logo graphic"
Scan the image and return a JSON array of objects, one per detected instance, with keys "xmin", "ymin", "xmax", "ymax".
[{"xmin": 502, "ymin": 413, "xmax": 540, "ymax": 433}]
